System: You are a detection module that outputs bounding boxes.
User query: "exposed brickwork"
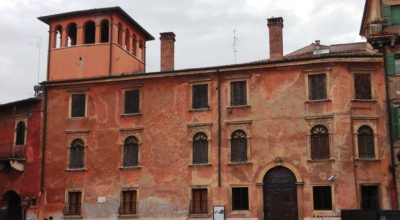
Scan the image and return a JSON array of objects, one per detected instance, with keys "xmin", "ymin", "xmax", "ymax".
[
  {"xmin": 267, "ymin": 17, "xmax": 284, "ymax": 60},
  {"xmin": 160, "ymin": 32, "xmax": 176, "ymax": 71}
]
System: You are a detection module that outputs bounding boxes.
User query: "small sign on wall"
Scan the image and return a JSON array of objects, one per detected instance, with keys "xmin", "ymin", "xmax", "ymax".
[
  {"xmin": 97, "ymin": 197, "xmax": 106, "ymax": 203},
  {"xmin": 213, "ymin": 206, "xmax": 225, "ymax": 220}
]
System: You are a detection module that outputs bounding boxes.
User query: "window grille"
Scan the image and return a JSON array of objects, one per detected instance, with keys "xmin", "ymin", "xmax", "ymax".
[
  {"xmin": 308, "ymin": 74, "xmax": 327, "ymax": 100},
  {"xmin": 313, "ymin": 186, "xmax": 332, "ymax": 210},
  {"xmin": 361, "ymin": 186, "xmax": 379, "ymax": 209},
  {"xmin": 69, "ymin": 139, "xmax": 84, "ymax": 169},
  {"xmin": 123, "ymin": 136, "xmax": 139, "ymax": 167},
  {"xmin": 231, "ymin": 81, "xmax": 247, "ymax": 106},
  {"xmin": 125, "ymin": 90, "xmax": 140, "ymax": 114},
  {"xmin": 15, "ymin": 121, "xmax": 25, "ymax": 145},
  {"xmin": 71, "ymin": 94, "xmax": 86, "ymax": 117},
  {"xmin": 64, "ymin": 192, "xmax": 81, "ymax": 215},
  {"xmin": 119, "ymin": 190, "xmax": 137, "ymax": 215},
  {"xmin": 192, "ymin": 84, "xmax": 208, "ymax": 109},
  {"xmin": 232, "ymin": 187, "xmax": 249, "ymax": 210},
  {"xmin": 193, "ymin": 132, "xmax": 208, "ymax": 164},
  {"xmin": 311, "ymin": 125, "xmax": 329, "ymax": 159},
  {"xmin": 358, "ymin": 126, "xmax": 375, "ymax": 158},
  {"xmin": 231, "ymin": 130, "xmax": 247, "ymax": 162},
  {"xmin": 354, "ymin": 74, "xmax": 372, "ymax": 100},
  {"xmin": 190, "ymin": 189, "xmax": 207, "ymax": 214}
]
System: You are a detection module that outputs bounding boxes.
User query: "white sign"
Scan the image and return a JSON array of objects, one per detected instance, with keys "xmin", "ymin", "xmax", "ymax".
[
  {"xmin": 213, "ymin": 206, "xmax": 225, "ymax": 220},
  {"xmin": 98, "ymin": 197, "xmax": 106, "ymax": 203}
]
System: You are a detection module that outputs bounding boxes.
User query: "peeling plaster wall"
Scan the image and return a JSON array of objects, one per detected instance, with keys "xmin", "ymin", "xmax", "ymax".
[{"xmin": 42, "ymin": 59, "xmax": 391, "ymax": 219}]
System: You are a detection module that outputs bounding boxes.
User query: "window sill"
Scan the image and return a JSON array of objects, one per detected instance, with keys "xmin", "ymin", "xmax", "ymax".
[
  {"xmin": 354, "ymin": 158, "xmax": 380, "ymax": 161},
  {"xmin": 121, "ymin": 113, "xmax": 142, "ymax": 117},
  {"xmin": 63, "ymin": 215, "xmax": 82, "ymax": 219},
  {"xmin": 68, "ymin": 117, "xmax": 88, "ymax": 120},
  {"xmin": 119, "ymin": 166, "xmax": 142, "ymax": 170},
  {"xmin": 305, "ymin": 99, "xmax": 331, "ymax": 103},
  {"xmin": 188, "ymin": 213, "xmax": 211, "ymax": 218},
  {"xmin": 227, "ymin": 161, "xmax": 252, "ymax": 166},
  {"xmin": 227, "ymin": 105, "xmax": 251, "ymax": 109},
  {"xmin": 189, "ymin": 108, "xmax": 211, "ymax": 112},
  {"xmin": 118, "ymin": 214, "xmax": 139, "ymax": 219},
  {"xmin": 351, "ymin": 99, "xmax": 377, "ymax": 102},
  {"xmin": 65, "ymin": 168, "xmax": 87, "ymax": 172},
  {"xmin": 230, "ymin": 210, "xmax": 251, "ymax": 214},
  {"xmin": 189, "ymin": 163, "xmax": 212, "ymax": 167},
  {"xmin": 307, "ymin": 158, "xmax": 335, "ymax": 163}
]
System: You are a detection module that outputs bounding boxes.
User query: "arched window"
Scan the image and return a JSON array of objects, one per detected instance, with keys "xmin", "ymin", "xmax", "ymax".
[
  {"xmin": 100, "ymin": 20, "xmax": 109, "ymax": 43},
  {"xmin": 123, "ymin": 136, "xmax": 138, "ymax": 167},
  {"xmin": 231, "ymin": 130, "xmax": 247, "ymax": 162},
  {"xmin": 69, "ymin": 139, "xmax": 84, "ymax": 169},
  {"xmin": 311, "ymin": 125, "xmax": 329, "ymax": 159},
  {"xmin": 54, "ymin": 25, "xmax": 62, "ymax": 48},
  {"xmin": 67, "ymin": 23, "xmax": 77, "ymax": 46},
  {"xmin": 118, "ymin": 23, "xmax": 123, "ymax": 46},
  {"xmin": 15, "ymin": 121, "xmax": 25, "ymax": 145},
  {"xmin": 84, "ymin": 21, "xmax": 95, "ymax": 44},
  {"xmin": 358, "ymin": 126, "xmax": 375, "ymax": 158},
  {"xmin": 125, "ymin": 29, "xmax": 130, "ymax": 51},
  {"xmin": 193, "ymin": 132, "xmax": 208, "ymax": 164},
  {"xmin": 132, "ymin": 35, "xmax": 137, "ymax": 56}
]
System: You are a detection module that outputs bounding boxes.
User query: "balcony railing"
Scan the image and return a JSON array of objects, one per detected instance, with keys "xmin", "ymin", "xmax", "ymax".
[
  {"xmin": 0, "ymin": 143, "xmax": 26, "ymax": 159},
  {"xmin": 364, "ymin": 19, "xmax": 400, "ymax": 39}
]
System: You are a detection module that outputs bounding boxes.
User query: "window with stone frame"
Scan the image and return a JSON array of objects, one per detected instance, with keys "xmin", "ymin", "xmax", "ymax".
[
  {"xmin": 190, "ymin": 188, "xmax": 208, "ymax": 214},
  {"xmin": 361, "ymin": 185, "xmax": 379, "ymax": 209},
  {"xmin": 231, "ymin": 130, "xmax": 247, "ymax": 162},
  {"xmin": 232, "ymin": 187, "xmax": 249, "ymax": 211},
  {"xmin": 71, "ymin": 94, "xmax": 86, "ymax": 117},
  {"xmin": 69, "ymin": 139, "xmax": 84, "ymax": 169},
  {"xmin": 354, "ymin": 73, "xmax": 372, "ymax": 100},
  {"xmin": 308, "ymin": 74, "xmax": 327, "ymax": 100},
  {"xmin": 125, "ymin": 90, "xmax": 140, "ymax": 114},
  {"xmin": 15, "ymin": 121, "xmax": 26, "ymax": 145},
  {"xmin": 64, "ymin": 191, "xmax": 82, "ymax": 216},
  {"xmin": 230, "ymin": 81, "xmax": 247, "ymax": 106},
  {"xmin": 193, "ymin": 132, "xmax": 208, "ymax": 164},
  {"xmin": 119, "ymin": 190, "xmax": 137, "ymax": 215},
  {"xmin": 358, "ymin": 126, "xmax": 375, "ymax": 159},
  {"xmin": 311, "ymin": 125, "xmax": 330, "ymax": 160},
  {"xmin": 192, "ymin": 84, "xmax": 209, "ymax": 109},
  {"xmin": 313, "ymin": 186, "xmax": 332, "ymax": 211},
  {"xmin": 123, "ymin": 136, "xmax": 139, "ymax": 167}
]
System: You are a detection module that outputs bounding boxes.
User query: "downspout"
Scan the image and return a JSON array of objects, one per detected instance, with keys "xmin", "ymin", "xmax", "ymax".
[
  {"xmin": 46, "ymin": 21, "xmax": 51, "ymax": 81},
  {"xmin": 144, "ymin": 44, "xmax": 146, "ymax": 72},
  {"xmin": 109, "ymin": 11, "xmax": 113, "ymax": 76},
  {"xmin": 40, "ymin": 86, "xmax": 48, "ymax": 192},
  {"xmin": 217, "ymin": 69, "xmax": 221, "ymax": 187}
]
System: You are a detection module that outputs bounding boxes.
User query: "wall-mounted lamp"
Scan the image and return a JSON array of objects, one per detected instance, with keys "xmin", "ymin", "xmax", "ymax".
[{"xmin": 328, "ymin": 175, "xmax": 334, "ymax": 181}]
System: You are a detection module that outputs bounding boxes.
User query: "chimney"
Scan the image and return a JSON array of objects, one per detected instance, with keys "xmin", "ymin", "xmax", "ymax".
[
  {"xmin": 315, "ymin": 40, "xmax": 320, "ymax": 49},
  {"xmin": 160, "ymin": 32, "xmax": 176, "ymax": 71},
  {"xmin": 267, "ymin": 17, "xmax": 284, "ymax": 60}
]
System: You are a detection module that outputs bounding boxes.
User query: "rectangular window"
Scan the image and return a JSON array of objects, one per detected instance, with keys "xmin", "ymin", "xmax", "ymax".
[
  {"xmin": 361, "ymin": 186, "xmax": 379, "ymax": 210},
  {"xmin": 313, "ymin": 186, "xmax": 332, "ymax": 211},
  {"xmin": 354, "ymin": 74, "xmax": 372, "ymax": 100},
  {"xmin": 308, "ymin": 74, "xmax": 326, "ymax": 100},
  {"xmin": 232, "ymin": 187, "xmax": 249, "ymax": 211},
  {"xmin": 231, "ymin": 81, "xmax": 247, "ymax": 106},
  {"xmin": 192, "ymin": 84, "xmax": 208, "ymax": 109},
  {"xmin": 125, "ymin": 90, "xmax": 140, "ymax": 114},
  {"xmin": 190, "ymin": 189, "xmax": 207, "ymax": 214},
  {"xmin": 65, "ymin": 192, "xmax": 81, "ymax": 215},
  {"xmin": 120, "ymin": 190, "xmax": 137, "ymax": 215},
  {"xmin": 71, "ymin": 94, "xmax": 86, "ymax": 117}
]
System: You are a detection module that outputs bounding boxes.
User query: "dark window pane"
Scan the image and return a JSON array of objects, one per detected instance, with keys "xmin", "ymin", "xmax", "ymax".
[
  {"xmin": 192, "ymin": 84, "xmax": 208, "ymax": 109},
  {"xmin": 232, "ymin": 187, "xmax": 249, "ymax": 210},
  {"xmin": 308, "ymin": 74, "xmax": 326, "ymax": 100},
  {"xmin": 71, "ymin": 94, "xmax": 86, "ymax": 117},
  {"xmin": 123, "ymin": 136, "xmax": 139, "ymax": 167},
  {"xmin": 121, "ymin": 191, "xmax": 137, "ymax": 214},
  {"xmin": 361, "ymin": 186, "xmax": 379, "ymax": 209},
  {"xmin": 125, "ymin": 90, "xmax": 140, "ymax": 114},
  {"xmin": 354, "ymin": 74, "xmax": 372, "ymax": 100},
  {"xmin": 358, "ymin": 126, "xmax": 375, "ymax": 158},
  {"xmin": 193, "ymin": 132, "xmax": 208, "ymax": 164},
  {"xmin": 231, "ymin": 130, "xmax": 247, "ymax": 162},
  {"xmin": 311, "ymin": 125, "xmax": 330, "ymax": 159},
  {"xmin": 313, "ymin": 186, "xmax": 332, "ymax": 210},
  {"xmin": 69, "ymin": 139, "xmax": 84, "ymax": 169},
  {"xmin": 191, "ymin": 189, "xmax": 207, "ymax": 214},
  {"xmin": 231, "ymin": 81, "xmax": 247, "ymax": 106},
  {"xmin": 15, "ymin": 121, "xmax": 25, "ymax": 145}
]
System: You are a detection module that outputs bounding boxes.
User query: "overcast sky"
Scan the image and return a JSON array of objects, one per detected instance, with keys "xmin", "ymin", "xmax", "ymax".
[{"xmin": 0, "ymin": 0, "xmax": 366, "ymax": 103}]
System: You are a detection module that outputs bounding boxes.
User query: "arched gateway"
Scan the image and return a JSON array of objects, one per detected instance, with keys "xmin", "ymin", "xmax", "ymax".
[
  {"xmin": 0, "ymin": 191, "xmax": 22, "ymax": 220},
  {"xmin": 263, "ymin": 167, "xmax": 298, "ymax": 220}
]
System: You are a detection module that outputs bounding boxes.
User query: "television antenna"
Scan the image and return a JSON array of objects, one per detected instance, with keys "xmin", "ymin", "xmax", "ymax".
[
  {"xmin": 28, "ymin": 35, "xmax": 41, "ymax": 83},
  {"xmin": 232, "ymin": 29, "xmax": 239, "ymax": 64}
]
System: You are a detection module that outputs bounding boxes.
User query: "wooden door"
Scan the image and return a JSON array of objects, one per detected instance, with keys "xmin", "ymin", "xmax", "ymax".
[{"xmin": 263, "ymin": 167, "xmax": 298, "ymax": 220}]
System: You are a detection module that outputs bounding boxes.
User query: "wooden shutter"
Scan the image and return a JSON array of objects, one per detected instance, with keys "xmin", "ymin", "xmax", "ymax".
[
  {"xmin": 354, "ymin": 74, "xmax": 372, "ymax": 99},
  {"xmin": 71, "ymin": 94, "xmax": 86, "ymax": 117},
  {"xmin": 382, "ymin": 5, "xmax": 392, "ymax": 26},
  {"xmin": 192, "ymin": 84, "xmax": 208, "ymax": 109},
  {"xmin": 193, "ymin": 141, "xmax": 207, "ymax": 164},
  {"xmin": 239, "ymin": 139, "xmax": 247, "ymax": 162},
  {"xmin": 311, "ymin": 136, "xmax": 319, "ymax": 159},
  {"xmin": 309, "ymin": 74, "xmax": 326, "ymax": 100},
  {"xmin": 232, "ymin": 188, "xmax": 249, "ymax": 210},
  {"xmin": 386, "ymin": 53, "xmax": 396, "ymax": 75},
  {"xmin": 392, "ymin": 106, "xmax": 400, "ymax": 140},
  {"xmin": 200, "ymin": 189, "xmax": 207, "ymax": 213},
  {"xmin": 125, "ymin": 90, "xmax": 140, "ymax": 114},
  {"xmin": 231, "ymin": 81, "xmax": 247, "ymax": 106},
  {"xmin": 318, "ymin": 75, "xmax": 327, "ymax": 99},
  {"xmin": 123, "ymin": 191, "xmax": 136, "ymax": 214},
  {"xmin": 69, "ymin": 192, "xmax": 81, "ymax": 215},
  {"xmin": 70, "ymin": 147, "xmax": 84, "ymax": 169},
  {"xmin": 391, "ymin": 5, "xmax": 400, "ymax": 24},
  {"xmin": 123, "ymin": 138, "xmax": 138, "ymax": 167}
]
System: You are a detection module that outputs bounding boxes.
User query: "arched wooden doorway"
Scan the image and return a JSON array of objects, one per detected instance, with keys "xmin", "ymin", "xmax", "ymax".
[
  {"xmin": 263, "ymin": 167, "xmax": 298, "ymax": 220},
  {"xmin": 0, "ymin": 191, "xmax": 22, "ymax": 220}
]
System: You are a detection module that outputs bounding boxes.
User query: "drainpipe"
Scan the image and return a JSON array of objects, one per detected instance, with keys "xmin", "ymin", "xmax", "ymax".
[
  {"xmin": 40, "ymin": 86, "xmax": 48, "ymax": 192},
  {"xmin": 46, "ymin": 21, "xmax": 51, "ymax": 81},
  {"xmin": 109, "ymin": 11, "xmax": 113, "ymax": 76},
  {"xmin": 217, "ymin": 69, "xmax": 221, "ymax": 187}
]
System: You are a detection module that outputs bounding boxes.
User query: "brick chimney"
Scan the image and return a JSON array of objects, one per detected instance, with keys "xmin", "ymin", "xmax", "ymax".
[
  {"xmin": 160, "ymin": 32, "xmax": 176, "ymax": 71},
  {"xmin": 267, "ymin": 17, "xmax": 284, "ymax": 60}
]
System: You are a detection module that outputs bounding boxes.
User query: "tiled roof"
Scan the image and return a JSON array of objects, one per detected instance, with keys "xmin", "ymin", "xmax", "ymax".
[{"xmin": 0, "ymin": 97, "xmax": 41, "ymax": 108}]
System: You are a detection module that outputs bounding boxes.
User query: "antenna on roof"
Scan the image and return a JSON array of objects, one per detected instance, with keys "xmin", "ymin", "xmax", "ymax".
[
  {"xmin": 232, "ymin": 29, "xmax": 239, "ymax": 64},
  {"xmin": 28, "ymin": 35, "xmax": 41, "ymax": 83}
]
